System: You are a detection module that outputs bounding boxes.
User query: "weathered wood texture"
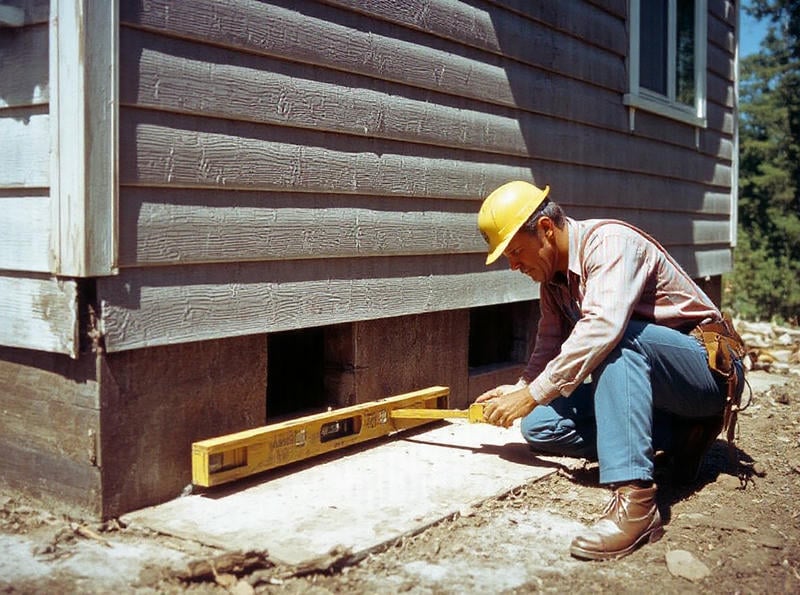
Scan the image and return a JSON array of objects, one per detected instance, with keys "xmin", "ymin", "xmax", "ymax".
[
  {"xmin": 0, "ymin": 10, "xmax": 52, "ymax": 275},
  {"xmin": 0, "ymin": 23, "xmax": 48, "ymax": 109},
  {"xmin": 0, "ymin": 346, "xmax": 101, "ymax": 517},
  {"xmin": 0, "ymin": 275, "xmax": 77, "ymax": 354},
  {"xmin": 106, "ymin": 0, "xmax": 738, "ymax": 350},
  {"xmin": 0, "ymin": 193, "xmax": 50, "ymax": 272},
  {"xmin": 98, "ymin": 334, "xmax": 267, "ymax": 517},
  {"xmin": 0, "ymin": 110, "xmax": 50, "ymax": 188},
  {"xmin": 48, "ymin": 0, "xmax": 118, "ymax": 277},
  {"xmin": 98, "ymin": 255, "xmax": 535, "ymax": 352},
  {"xmin": 325, "ymin": 310, "xmax": 470, "ymax": 409}
]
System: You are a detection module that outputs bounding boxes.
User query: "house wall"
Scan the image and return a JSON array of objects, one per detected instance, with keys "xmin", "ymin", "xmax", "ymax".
[
  {"xmin": 0, "ymin": 345, "xmax": 101, "ymax": 517},
  {"xmin": 0, "ymin": 0, "xmax": 83, "ymax": 355},
  {"xmin": 100, "ymin": 0, "xmax": 736, "ymax": 353},
  {"xmin": 0, "ymin": 0, "xmax": 50, "ymax": 275}
]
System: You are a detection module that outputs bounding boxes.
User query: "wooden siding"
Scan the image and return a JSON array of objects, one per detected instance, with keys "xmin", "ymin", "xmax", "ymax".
[
  {"xmin": 104, "ymin": 0, "xmax": 737, "ymax": 351},
  {"xmin": 0, "ymin": 10, "xmax": 51, "ymax": 274},
  {"xmin": 0, "ymin": 274, "xmax": 78, "ymax": 354}
]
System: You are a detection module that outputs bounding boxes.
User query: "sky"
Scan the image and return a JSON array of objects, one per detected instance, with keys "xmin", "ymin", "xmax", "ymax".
[{"xmin": 739, "ymin": 1, "xmax": 770, "ymax": 58}]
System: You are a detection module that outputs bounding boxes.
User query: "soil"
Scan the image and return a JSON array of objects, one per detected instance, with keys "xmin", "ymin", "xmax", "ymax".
[{"xmin": 2, "ymin": 372, "xmax": 799, "ymax": 594}]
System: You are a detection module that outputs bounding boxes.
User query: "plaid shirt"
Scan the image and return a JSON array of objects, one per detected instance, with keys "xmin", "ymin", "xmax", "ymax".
[{"xmin": 524, "ymin": 218, "xmax": 721, "ymax": 405}]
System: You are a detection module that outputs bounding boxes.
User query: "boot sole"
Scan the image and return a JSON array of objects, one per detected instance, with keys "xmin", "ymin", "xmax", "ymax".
[{"xmin": 569, "ymin": 524, "xmax": 664, "ymax": 561}]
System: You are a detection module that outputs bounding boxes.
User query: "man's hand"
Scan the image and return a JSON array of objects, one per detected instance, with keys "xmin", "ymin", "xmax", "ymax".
[
  {"xmin": 474, "ymin": 384, "xmax": 520, "ymax": 403},
  {"xmin": 481, "ymin": 386, "xmax": 537, "ymax": 428}
]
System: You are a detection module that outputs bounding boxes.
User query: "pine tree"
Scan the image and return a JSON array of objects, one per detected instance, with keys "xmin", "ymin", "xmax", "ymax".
[{"xmin": 726, "ymin": 0, "xmax": 800, "ymax": 321}]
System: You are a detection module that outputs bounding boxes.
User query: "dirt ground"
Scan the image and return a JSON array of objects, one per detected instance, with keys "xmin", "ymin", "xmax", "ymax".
[{"xmin": 2, "ymin": 371, "xmax": 799, "ymax": 594}]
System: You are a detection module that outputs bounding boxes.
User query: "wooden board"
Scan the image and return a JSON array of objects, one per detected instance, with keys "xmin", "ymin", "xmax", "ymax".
[
  {"xmin": 120, "ymin": 109, "xmax": 732, "ymax": 192},
  {"xmin": 120, "ymin": 28, "xmax": 731, "ymax": 162},
  {"xmin": 0, "ymin": 274, "xmax": 78, "ymax": 355},
  {"xmin": 97, "ymin": 254, "xmax": 536, "ymax": 352},
  {"xmin": 0, "ymin": 111, "xmax": 50, "ymax": 188},
  {"xmin": 0, "ymin": 23, "xmax": 49, "ymax": 109},
  {"xmin": 0, "ymin": 193, "xmax": 51, "ymax": 272},
  {"xmin": 192, "ymin": 386, "xmax": 450, "ymax": 487},
  {"xmin": 119, "ymin": 188, "xmax": 731, "ymax": 266},
  {"xmin": 49, "ymin": 0, "xmax": 117, "ymax": 277},
  {"xmin": 98, "ymin": 334, "xmax": 267, "ymax": 516}
]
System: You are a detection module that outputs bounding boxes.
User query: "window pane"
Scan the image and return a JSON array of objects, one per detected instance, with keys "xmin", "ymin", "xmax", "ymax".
[
  {"xmin": 676, "ymin": 0, "xmax": 696, "ymax": 106},
  {"xmin": 639, "ymin": 0, "xmax": 668, "ymax": 95}
]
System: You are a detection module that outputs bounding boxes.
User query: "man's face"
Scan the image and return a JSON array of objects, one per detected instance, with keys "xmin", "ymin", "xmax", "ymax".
[{"xmin": 503, "ymin": 219, "xmax": 559, "ymax": 284}]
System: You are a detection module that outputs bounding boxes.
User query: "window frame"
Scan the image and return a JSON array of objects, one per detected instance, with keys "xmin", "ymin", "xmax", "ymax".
[{"xmin": 624, "ymin": 0, "xmax": 708, "ymax": 128}]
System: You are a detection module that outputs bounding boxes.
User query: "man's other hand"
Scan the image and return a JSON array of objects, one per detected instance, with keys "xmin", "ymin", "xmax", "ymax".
[
  {"xmin": 482, "ymin": 386, "xmax": 537, "ymax": 428},
  {"xmin": 474, "ymin": 384, "xmax": 520, "ymax": 403}
]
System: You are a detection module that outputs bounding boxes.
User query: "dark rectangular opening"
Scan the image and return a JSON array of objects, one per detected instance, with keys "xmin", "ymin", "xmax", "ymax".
[
  {"xmin": 468, "ymin": 301, "xmax": 534, "ymax": 371},
  {"xmin": 267, "ymin": 327, "xmax": 326, "ymax": 419}
]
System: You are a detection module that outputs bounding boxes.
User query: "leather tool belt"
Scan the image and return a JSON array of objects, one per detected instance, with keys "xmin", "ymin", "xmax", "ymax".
[{"xmin": 690, "ymin": 312, "xmax": 747, "ymax": 444}]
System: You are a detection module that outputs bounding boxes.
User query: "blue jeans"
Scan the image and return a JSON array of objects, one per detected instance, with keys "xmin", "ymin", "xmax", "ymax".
[{"xmin": 520, "ymin": 320, "xmax": 741, "ymax": 484}]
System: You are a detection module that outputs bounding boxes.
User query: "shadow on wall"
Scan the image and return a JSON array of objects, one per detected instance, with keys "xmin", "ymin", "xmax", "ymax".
[
  {"xmin": 0, "ymin": 1, "xmax": 50, "ymax": 123},
  {"xmin": 486, "ymin": 2, "xmax": 729, "ymax": 254}
]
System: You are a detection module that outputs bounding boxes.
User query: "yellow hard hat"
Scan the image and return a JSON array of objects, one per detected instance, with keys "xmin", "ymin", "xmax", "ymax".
[{"xmin": 478, "ymin": 180, "xmax": 550, "ymax": 265}]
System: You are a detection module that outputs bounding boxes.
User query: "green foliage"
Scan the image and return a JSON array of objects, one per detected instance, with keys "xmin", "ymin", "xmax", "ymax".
[{"xmin": 724, "ymin": 0, "xmax": 800, "ymax": 322}]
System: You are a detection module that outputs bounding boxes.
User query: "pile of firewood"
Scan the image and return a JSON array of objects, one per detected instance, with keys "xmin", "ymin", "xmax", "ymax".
[{"xmin": 735, "ymin": 319, "xmax": 800, "ymax": 375}]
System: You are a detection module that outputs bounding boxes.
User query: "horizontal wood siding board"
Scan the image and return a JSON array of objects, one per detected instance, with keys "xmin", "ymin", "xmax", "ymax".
[
  {"xmin": 120, "ymin": 188, "xmax": 730, "ymax": 266},
  {"xmin": 121, "ymin": 29, "xmax": 532, "ymax": 158},
  {"xmin": 708, "ymin": 0, "xmax": 735, "ymax": 27},
  {"xmin": 708, "ymin": 43, "xmax": 735, "ymax": 81},
  {"xmin": 631, "ymin": 111, "xmax": 733, "ymax": 160},
  {"xmin": 122, "ymin": 28, "xmax": 732, "ymax": 164},
  {"xmin": 708, "ymin": 11, "xmax": 735, "ymax": 54},
  {"xmin": 485, "ymin": 0, "xmax": 627, "ymax": 56},
  {"xmin": 120, "ymin": 0, "xmax": 627, "ymax": 117},
  {"xmin": 584, "ymin": 0, "xmax": 627, "ymax": 19},
  {"xmin": 0, "ymin": 110, "xmax": 50, "ymax": 187},
  {"xmin": 707, "ymin": 102, "xmax": 735, "ymax": 136},
  {"xmin": 669, "ymin": 246, "xmax": 733, "ymax": 278},
  {"xmin": 0, "ymin": 275, "xmax": 77, "ymax": 355},
  {"xmin": 0, "ymin": 195, "xmax": 51, "ymax": 272},
  {"xmin": 565, "ymin": 209, "xmax": 731, "ymax": 246},
  {"xmin": 120, "ymin": 109, "xmax": 731, "ymax": 190},
  {"xmin": 318, "ymin": 0, "xmax": 626, "ymax": 83},
  {"xmin": 3, "ymin": 0, "xmax": 49, "ymax": 25},
  {"xmin": 120, "ymin": 190, "xmax": 484, "ymax": 265},
  {"xmin": 97, "ymin": 255, "xmax": 537, "ymax": 351},
  {"xmin": 707, "ymin": 71, "xmax": 735, "ymax": 108},
  {"xmin": 0, "ymin": 23, "xmax": 49, "ymax": 109},
  {"xmin": 121, "ymin": 27, "xmax": 630, "ymax": 149}
]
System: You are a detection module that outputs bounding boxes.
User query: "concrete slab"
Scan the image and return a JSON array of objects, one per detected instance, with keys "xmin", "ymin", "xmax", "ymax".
[{"xmin": 122, "ymin": 420, "xmax": 561, "ymax": 565}]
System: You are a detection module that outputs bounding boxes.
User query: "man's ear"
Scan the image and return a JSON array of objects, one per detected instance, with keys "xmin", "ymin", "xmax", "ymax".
[{"xmin": 539, "ymin": 217, "xmax": 555, "ymax": 239}]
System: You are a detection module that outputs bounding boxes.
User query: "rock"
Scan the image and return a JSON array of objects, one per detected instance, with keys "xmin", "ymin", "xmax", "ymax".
[
  {"xmin": 755, "ymin": 529, "xmax": 784, "ymax": 549},
  {"xmin": 714, "ymin": 474, "xmax": 742, "ymax": 490},
  {"xmin": 230, "ymin": 580, "xmax": 256, "ymax": 595},
  {"xmin": 666, "ymin": 549, "xmax": 711, "ymax": 581}
]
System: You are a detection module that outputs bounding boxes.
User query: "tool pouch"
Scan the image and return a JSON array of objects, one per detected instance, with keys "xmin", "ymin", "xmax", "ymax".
[{"xmin": 690, "ymin": 313, "xmax": 747, "ymax": 444}]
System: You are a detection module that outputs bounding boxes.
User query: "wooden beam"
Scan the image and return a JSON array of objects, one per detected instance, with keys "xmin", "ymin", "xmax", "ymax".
[
  {"xmin": 192, "ymin": 386, "xmax": 449, "ymax": 487},
  {"xmin": 49, "ymin": 0, "xmax": 118, "ymax": 276}
]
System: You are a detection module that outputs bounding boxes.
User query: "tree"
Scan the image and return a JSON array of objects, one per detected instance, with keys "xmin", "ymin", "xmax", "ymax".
[{"xmin": 726, "ymin": 0, "xmax": 800, "ymax": 322}]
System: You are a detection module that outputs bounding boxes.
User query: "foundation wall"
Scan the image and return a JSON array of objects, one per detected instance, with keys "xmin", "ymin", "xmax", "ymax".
[
  {"xmin": 325, "ymin": 310, "xmax": 471, "ymax": 409},
  {"xmin": 0, "ymin": 347, "xmax": 101, "ymax": 518},
  {"xmin": 98, "ymin": 334, "xmax": 267, "ymax": 518}
]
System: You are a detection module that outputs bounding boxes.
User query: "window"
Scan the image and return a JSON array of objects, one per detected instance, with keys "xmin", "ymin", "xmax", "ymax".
[{"xmin": 625, "ymin": 0, "xmax": 707, "ymax": 127}]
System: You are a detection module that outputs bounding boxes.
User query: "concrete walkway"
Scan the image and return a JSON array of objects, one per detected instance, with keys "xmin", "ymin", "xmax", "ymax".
[{"xmin": 122, "ymin": 419, "xmax": 561, "ymax": 565}]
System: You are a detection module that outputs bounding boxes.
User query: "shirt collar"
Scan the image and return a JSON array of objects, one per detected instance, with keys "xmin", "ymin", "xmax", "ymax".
[{"xmin": 566, "ymin": 217, "xmax": 582, "ymax": 277}]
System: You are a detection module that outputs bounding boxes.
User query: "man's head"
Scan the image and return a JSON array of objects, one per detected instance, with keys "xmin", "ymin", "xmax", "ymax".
[{"xmin": 478, "ymin": 181, "xmax": 567, "ymax": 283}]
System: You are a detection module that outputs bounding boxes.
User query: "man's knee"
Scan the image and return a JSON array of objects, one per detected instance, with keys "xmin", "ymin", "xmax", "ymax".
[{"xmin": 520, "ymin": 409, "xmax": 596, "ymax": 459}]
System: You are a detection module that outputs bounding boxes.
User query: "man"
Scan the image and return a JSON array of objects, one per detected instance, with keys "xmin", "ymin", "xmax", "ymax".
[{"xmin": 475, "ymin": 180, "xmax": 745, "ymax": 561}]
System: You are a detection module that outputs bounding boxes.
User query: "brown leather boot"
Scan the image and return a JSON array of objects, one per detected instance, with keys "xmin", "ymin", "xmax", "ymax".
[{"xmin": 570, "ymin": 483, "xmax": 663, "ymax": 560}]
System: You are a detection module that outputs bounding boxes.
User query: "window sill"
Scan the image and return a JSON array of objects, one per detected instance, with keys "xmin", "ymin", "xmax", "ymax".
[{"xmin": 624, "ymin": 93, "xmax": 707, "ymax": 128}]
